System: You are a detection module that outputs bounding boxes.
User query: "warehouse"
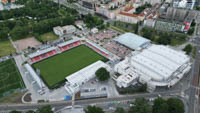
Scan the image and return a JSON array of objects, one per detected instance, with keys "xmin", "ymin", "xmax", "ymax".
[
  {"xmin": 114, "ymin": 44, "xmax": 191, "ymax": 91},
  {"xmin": 114, "ymin": 33, "xmax": 151, "ymax": 50}
]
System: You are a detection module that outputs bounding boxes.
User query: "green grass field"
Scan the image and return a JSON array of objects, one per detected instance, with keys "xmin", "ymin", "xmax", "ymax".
[
  {"xmin": 32, "ymin": 45, "xmax": 108, "ymax": 88},
  {"xmin": 0, "ymin": 59, "xmax": 25, "ymax": 97},
  {"xmin": 40, "ymin": 32, "xmax": 59, "ymax": 42},
  {"xmin": 0, "ymin": 41, "xmax": 16, "ymax": 57}
]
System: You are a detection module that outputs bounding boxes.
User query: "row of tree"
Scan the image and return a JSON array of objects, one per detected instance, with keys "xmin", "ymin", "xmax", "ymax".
[
  {"xmin": 10, "ymin": 105, "xmax": 53, "ymax": 113},
  {"xmin": 141, "ymin": 27, "xmax": 187, "ymax": 45},
  {"xmin": 10, "ymin": 97, "xmax": 184, "ymax": 113},
  {"xmin": 85, "ymin": 97, "xmax": 185, "ymax": 113}
]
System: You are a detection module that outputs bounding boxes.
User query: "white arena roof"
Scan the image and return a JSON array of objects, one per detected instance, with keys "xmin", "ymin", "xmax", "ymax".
[
  {"xmin": 114, "ymin": 44, "xmax": 191, "ymax": 88},
  {"xmin": 114, "ymin": 33, "xmax": 151, "ymax": 50},
  {"xmin": 130, "ymin": 45, "xmax": 189, "ymax": 81}
]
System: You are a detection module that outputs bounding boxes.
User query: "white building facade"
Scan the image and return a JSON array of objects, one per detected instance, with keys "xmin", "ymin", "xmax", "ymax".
[
  {"xmin": 65, "ymin": 61, "xmax": 110, "ymax": 95},
  {"xmin": 114, "ymin": 44, "xmax": 191, "ymax": 91}
]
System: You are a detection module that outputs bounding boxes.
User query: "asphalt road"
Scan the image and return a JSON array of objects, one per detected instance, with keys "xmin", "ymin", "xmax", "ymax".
[
  {"xmin": 187, "ymin": 35, "xmax": 200, "ymax": 113},
  {"xmin": 0, "ymin": 90, "xmax": 180, "ymax": 112}
]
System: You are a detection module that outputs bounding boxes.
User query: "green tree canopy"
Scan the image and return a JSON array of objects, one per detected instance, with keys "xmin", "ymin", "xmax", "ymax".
[
  {"xmin": 9, "ymin": 111, "xmax": 22, "ymax": 113},
  {"xmin": 95, "ymin": 67, "xmax": 110, "ymax": 81},
  {"xmin": 26, "ymin": 110, "xmax": 36, "ymax": 113},
  {"xmin": 36, "ymin": 105, "xmax": 53, "ymax": 113},
  {"xmin": 183, "ymin": 44, "xmax": 192, "ymax": 55},
  {"xmin": 85, "ymin": 106, "xmax": 104, "ymax": 113},
  {"xmin": 152, "ymin": 98, "xmax": 169, "ymax": 113},
  {"xmin": 115, "ymin": 107, "xmax": 126, "ymax": 113},
  {"xmin": 129, "ymin": 98, "xmax": 151, "ymax": 113},
  {"xmin": 167, "ymin": 98, "xmax": 184, "ymax": 113}
]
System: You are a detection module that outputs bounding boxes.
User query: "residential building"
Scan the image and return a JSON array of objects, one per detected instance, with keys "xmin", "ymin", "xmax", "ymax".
[
  {"xmin": 173, "ymin": 0, "xmax": 195, "ymax": 9},
  {"xmin": 0, "ymin": 0, "xmax": 15, "ymax": 4},
  {"xmin": 82, "ymin": 0, "xmax": 97, "ymax": 9},
  {"xmin": 95, "ymin": 0, "xmax": 134, "ymax": 19},
  {"xmin": 150, "ymin": 7, "xmax": 197, "ymax": 32}
]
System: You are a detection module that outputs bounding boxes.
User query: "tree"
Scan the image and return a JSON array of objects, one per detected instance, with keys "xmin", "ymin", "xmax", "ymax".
[
  {"xmin": 183, "ymin": 44, "xmax": 192, "ymax": 55},
  {"xmin": 137, "ymin": 83, "xmax": 147, "ymax": 92},
  {"xmin": 152, "ymin": 98, "xmax": 169, "ymax": 113},
  {"xmin": 106, "ymin": 22, "xmax": 110, "ymax": 28},
  {"xmin": 129, "ymin": 98, "xmax": 151, "ymax": 113},
  {"xmin": 36, "ymin": 105, "xmax": 54, "ymax": 113},
  {"xmin": 115, "ymin": 107, "xmax": 125, "ymax": 113},
  {"xmin": 191, "ymin": 19, "xmax": 196, "ymax": 27},
  {"xmin": 26, "ymin": 110, "xmax": 36, "ymax": 113},
  {"xmin": 188, "ymin": 27, "xmax": 194, "ymax": 35},
  {"xmin": 167, "ymin": 98, "xmax": 184, "ymax": 113},
  {"xmin": 135, "ymin": 22, "xmax": 139, "ymax": 34},
  {"xmin": 0, "ymin": 30, "xmax": 9, "ymax": 40},
  {"xmin": 95, "ymin": 67, "xmax": 110, "ymax": 81},
  {"xmin": 9, "ymin": 111, "xmax": 22, "ymax": 113},
  {"xmin": 85, "ymin": 106, "xmax": 104, "ymax": 113}
]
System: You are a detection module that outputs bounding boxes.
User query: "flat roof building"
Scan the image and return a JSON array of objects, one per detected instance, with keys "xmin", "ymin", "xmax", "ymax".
[{"xmin": 65, "ymin": 61, "xmax": 110, "ymax": 95}]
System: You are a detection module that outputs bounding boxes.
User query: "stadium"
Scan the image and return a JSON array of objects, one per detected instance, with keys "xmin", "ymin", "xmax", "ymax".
[{"xmin": 25, "ymin": 39, "xmax": 110, "ymax": 94}]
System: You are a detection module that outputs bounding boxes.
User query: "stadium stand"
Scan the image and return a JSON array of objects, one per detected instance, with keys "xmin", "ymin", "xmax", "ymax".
[
  {"xmin": 58, "ymin": 39, "xmax": 81, "ymax": 52},
  {"xmin": 28, "ymin": 47, "xmax": 58, "ymax": 63},
  {"xmin": 85, "ymin": 40, "xmax": 109, "ymax": 57},
  {"xmin": 28, "ymin": 39, "xmax": 110, "ymax": 64}
]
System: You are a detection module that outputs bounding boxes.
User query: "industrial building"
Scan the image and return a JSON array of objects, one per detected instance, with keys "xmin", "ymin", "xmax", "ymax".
[
  {"xmin": 114, "ymin": 33, "xmax": 191, "ymax": 92},
  {"xmin": 114, "ymin": 33, "xmax": 151, "ymax": 50}
]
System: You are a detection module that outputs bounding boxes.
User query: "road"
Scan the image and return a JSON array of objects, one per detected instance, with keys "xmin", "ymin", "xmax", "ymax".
[
  {"xmin": 55, "ymin": 0, "xmax": 94, "ymax": 15},
  {"xmin": 0, "ymin": 90, "xmax": 180, "ymax": 112},
  {"xmin": 186, "ymin": 12, "xmax": 200, "ymax": 113}
]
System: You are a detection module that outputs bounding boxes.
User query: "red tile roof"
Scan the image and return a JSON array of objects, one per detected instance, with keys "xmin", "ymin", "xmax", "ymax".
[
  {"xmin": 119, "ymin": 12, "xmax": 137, "ymax": 17},
  {"xmin": 124, "ymin": 6, "xmax": 134, "ymax": 12}
]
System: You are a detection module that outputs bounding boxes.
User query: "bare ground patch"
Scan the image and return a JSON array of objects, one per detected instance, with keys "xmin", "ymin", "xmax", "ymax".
[{"xmin": 14, "ymin": 37, "xmax": 41, "ymax": 51}]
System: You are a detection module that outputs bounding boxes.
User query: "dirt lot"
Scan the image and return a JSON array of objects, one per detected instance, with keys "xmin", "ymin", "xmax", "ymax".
[{"xmin": 14, "ymin": 37, "xmax": 41, "ymax": 51}]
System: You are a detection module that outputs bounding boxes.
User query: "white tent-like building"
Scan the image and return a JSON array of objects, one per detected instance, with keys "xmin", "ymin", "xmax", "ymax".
[
  {"xmin": 65, "ymin": 61, "xmax": 110, "ymax": 95},
  {"xmin": 114, "ymin": 33, "xmax": 151, "ymax": 50},
  {"xmin": 114, "ymin": 44, "xmax": 191, "ymax": 91}
]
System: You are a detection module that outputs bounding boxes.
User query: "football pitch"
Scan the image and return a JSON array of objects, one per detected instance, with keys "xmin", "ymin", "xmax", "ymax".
[
  {"xmin": 32, "ymin": 45, "xmax": 108, "ymax": 88},
  {"xmin": 0, "ymin": 59, "xmax": 25, "ymax": 97}
]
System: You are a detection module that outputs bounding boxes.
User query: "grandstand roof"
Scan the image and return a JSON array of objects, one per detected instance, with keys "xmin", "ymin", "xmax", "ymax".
[
  {"xmin": 114, "ymin": 33, "xmax": 151, "ymax": 50},
  {"xmin": 28, "ymin": 46, "xmax": 57, "ymax": 58},
  {"xmin": 24, "ymin": 64, "xmax": 45, "ymax": 88},
  {"xmin": 86, "ymin": 40, "xmax": 109, "ymax": 54},
  {"xmin": 66, "ymin": 61, "xmax": 109, "ymax": 86},
  {"xmin": 58, "ymin": 39, "xmax": 80, "ymax": 47}
]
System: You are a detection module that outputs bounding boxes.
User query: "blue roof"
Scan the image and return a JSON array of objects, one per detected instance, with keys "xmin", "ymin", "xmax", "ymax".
[{"xmin": 114, "ymin": 33, "xmax": 151, "ymax": 50}]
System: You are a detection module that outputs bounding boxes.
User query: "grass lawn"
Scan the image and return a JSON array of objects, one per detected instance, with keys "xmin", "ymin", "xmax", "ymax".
[
  {"xmin": 32, "ymin": 45, "xmax": 108, "ymax": 88},
  {"xmin": 110, "ymin": 25, "xmax": 125, "ymax": 33},
  {"xmin": 0, "ymin": 41, "xmax": 16, "ymax": 57},
  {"xmin": 170, "ymin": 39, "xmax": 186, "ymax": 46},
  {"xmin": 0, "ymin": 59, "xmax": 25, "ymax": 97},
  {"xmin": 40, "ymin": 32, "xmax": 59, "ymax": 42}
]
